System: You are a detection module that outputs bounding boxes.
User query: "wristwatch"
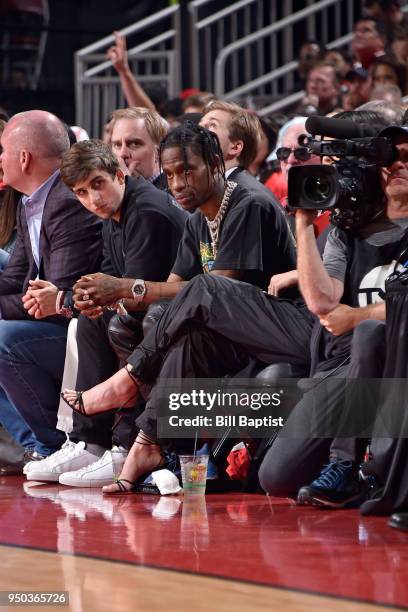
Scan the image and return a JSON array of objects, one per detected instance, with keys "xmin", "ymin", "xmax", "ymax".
[{"xmin": 131, "ymin": 279, "xmax": 146, "ymax": 302}]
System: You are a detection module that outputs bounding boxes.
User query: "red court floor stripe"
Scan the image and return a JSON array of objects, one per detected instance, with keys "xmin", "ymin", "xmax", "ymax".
[{"xmin": 0, "ymin": 477, "xmax": 407, "ymax": 609}]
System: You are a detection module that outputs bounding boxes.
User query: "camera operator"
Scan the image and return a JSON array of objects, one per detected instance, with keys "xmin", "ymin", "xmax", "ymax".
[
  {"xmin": 259, "ymin": 123, "xmax": 408, "ymax": 508},
  {"xmin": 358, "ymin": 127, "xmax": 408, "ymax": 525}
]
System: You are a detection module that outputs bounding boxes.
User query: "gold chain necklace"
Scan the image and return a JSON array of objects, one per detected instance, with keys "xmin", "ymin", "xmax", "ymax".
[{"xmin": 205, "ymin": 180, "xmax": 237, "ymax": 258}]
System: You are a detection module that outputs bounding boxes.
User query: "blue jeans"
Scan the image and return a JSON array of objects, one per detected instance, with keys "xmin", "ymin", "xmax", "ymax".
[
  {"xmin": 0, "ymin": 387, "xmax": 39, "ymax": 452},
  {"xmin": 0, "ymin": 320, "xmax": 68, "ymax": 453}
]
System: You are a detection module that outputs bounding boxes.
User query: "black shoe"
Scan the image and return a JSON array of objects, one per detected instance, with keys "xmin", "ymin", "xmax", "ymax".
[
  {"xmin": 297, "ymin": 460, "xmax": 363, "ymax": 509},
  {"xmin": 0, "ymin": 450, "xmax": 45, "ymax": 476},
  {"xmin": 358, "ymin": 468, "xmax": 387, "ymax": 516},
  {"xmin": 389, "ymin": 513, "xmax": 408, "ymax": 531}
]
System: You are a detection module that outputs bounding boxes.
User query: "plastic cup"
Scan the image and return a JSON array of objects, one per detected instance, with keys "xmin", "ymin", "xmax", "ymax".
[
  {"xmin": 179, "ymin": 454, "xmax": 209, "ymax": 495},
  {"xmin": 111, "ymin": 446, "xmax": 126, "ymax": 480}
]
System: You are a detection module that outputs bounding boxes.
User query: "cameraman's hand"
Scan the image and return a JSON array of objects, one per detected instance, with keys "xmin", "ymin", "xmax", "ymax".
[
  {"xmin": 268, "ymin": 270, "xmax": 298, "ymax": 296},
  {"xmin": 319, "ymin": 304, "xmax": 357, "ymax": 336},
  {"xmin": 295, "ymin": 208, "xmax": 318, "ymax": 227}
]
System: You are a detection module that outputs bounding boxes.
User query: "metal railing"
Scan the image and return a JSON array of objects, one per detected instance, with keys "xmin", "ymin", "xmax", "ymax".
[
  {"xmin": 212, "ymin": 0, "xmax": 408, "ymax": 116},
  {"xmin": 189, "ymin": 0, "xmax": 277, "ymax": 93},
  {"xmin": 213, "ymin": 0, "xmax": 356, "ymax": 107},
  {"xmin": 75, "ymin": 0, "xmax": 408, "ymax": 136},
  {"xmin": 75, "ymin": 4, "xmax": 181, "ymax": 137}
]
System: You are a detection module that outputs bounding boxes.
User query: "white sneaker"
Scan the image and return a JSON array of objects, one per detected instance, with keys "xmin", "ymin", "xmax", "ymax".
[
  {"xmin": 25, "ymin": 440, "xmax": 101, "ymax": 482},
  {"xmin": 58, "ymin": 447, "xmax": 127, "ymax": 488},
  {"xmin": 23, "ymin": 439, "xmax": 72, "ymax": 474}
]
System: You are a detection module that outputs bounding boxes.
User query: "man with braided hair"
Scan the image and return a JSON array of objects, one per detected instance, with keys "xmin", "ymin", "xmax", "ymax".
[
  {"xmin": 30, "ymin": 123, "xmax": 295, "ymax": 487},
  {"xmin": 71, "ymin": 121, "xmax": 296, "ymax": 305}
]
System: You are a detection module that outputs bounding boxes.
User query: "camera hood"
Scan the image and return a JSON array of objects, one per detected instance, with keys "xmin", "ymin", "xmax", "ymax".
[{"xmin": 378, "ymin": 126, "xmax": 408, "ymax": 142}]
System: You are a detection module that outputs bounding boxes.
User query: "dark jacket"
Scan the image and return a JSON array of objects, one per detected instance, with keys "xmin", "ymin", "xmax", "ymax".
[{"xmin": 0, "ymin": 174, "xmax": 103, "ymax": 322}]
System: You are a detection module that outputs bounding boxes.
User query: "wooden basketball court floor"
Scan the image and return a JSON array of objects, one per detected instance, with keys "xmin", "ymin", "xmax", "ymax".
[{"xmin": 0, "ymin": 476, "xmax": 407, "ymax": 611}]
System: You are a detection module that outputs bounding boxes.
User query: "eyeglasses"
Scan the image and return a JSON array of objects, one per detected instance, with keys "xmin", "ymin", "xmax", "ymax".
[{"xmin": 276, "ymin": 147, "xmax": 312, "ymax": 162}]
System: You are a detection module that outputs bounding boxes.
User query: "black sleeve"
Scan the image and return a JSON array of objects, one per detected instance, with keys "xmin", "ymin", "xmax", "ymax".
[
  {"xmin": 100, "ymin": 222, "xmax": 117, "ymax": 276},
  {"xmin": 171, "ymin": 215, "xmax": 203, "ymax": 280},
  {"xmin": 123, "ymin": 209, "xmax": 181, "ymax": 281},
  {"xmin": 212, "ymin": 199, "xmax": 267, "ymax": 271}
]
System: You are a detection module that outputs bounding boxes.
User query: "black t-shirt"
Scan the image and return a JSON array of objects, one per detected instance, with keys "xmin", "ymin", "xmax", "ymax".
[
  {"xmin": 101, "ymin": 176, "xmax": 187, "ymax": 281},
  {"xmin": 171, "ymin": 182, "xmax": 296, "ymax": 290},
  {"xmin": 311, "ymin": 217, "xmax": 408, "ymax": 374}
]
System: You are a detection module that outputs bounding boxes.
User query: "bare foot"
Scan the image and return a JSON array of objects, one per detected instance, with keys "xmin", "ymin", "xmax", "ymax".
[
  {"xmin": 62, "ymin": 367, "xmax": 138, "ymax": 416},
  {"xmin": 103, "ymin": 435, "xmax": 164, "ymax": 494}
]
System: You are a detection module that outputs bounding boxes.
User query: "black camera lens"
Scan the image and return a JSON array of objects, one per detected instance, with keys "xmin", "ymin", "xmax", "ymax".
[
  {"xmin": 287, "ymin": 164, "xmax": 337, "ymax": 211},
  {"xmin": 303, "ymin": 175, "xmax": 332, "ymax": 203}
]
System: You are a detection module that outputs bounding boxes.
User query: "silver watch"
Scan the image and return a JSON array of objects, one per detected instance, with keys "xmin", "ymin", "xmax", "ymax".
[{"xmin": 131, "ymin": 278, "xmax": 146, "ymax": 302}]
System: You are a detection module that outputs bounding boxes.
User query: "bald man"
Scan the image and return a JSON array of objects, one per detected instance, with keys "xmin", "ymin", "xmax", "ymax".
[{"xmin": 0, "ymin": 110, "xmax": 102, "ymax": 471}]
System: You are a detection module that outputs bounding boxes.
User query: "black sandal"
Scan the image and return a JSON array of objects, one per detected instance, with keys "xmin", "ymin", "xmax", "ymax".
[
  {"xmin": 136, "ymin": 431, "xmax": 167, "ymax": 467},
  {"xmin": 60, "ymin": 390, "xmax": 87, "ymax": 415},
  {"xmin": 60, "ymin": 366, "xmax": 139, "ymax": 418},
  {"xmin": 108, "ymin": 478, "xmax": 135, "ymax": 494},
  {"xmin": 103, "ymin": 431, "xmax": 167, "ymax": 495}
]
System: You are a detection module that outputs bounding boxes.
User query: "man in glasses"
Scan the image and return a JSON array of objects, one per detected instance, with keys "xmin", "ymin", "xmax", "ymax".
[
  {"xmin": 277, "ymin": 118, "xmax": 321, "ymax": 199},
  {"xmin": 268, "ymin": 118, "xmax": 324, "ymax": 294}
]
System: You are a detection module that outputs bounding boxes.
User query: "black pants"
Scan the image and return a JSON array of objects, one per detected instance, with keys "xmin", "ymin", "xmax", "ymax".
[
  {"xmin": 330, "ymin": 319, "xmax": 386, "ymax": 462},
  {"xmin": 126, "ymin": 274, "xmax": 315, "ymax": 441},
  {"xmin": 360, "ymin": 276, "xmax": 408, "ymax": 515},
  {"xmin": 258, "ymin": 319, "xmax": 386, "ymax": 498},
  {"xmin": 71, "ymin": 312, "xmax": 142, "ymax": 450}
]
